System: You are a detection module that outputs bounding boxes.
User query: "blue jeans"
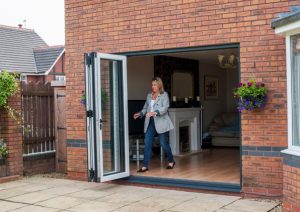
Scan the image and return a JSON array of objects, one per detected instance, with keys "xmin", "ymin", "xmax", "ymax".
[{"xmin": 143, "ymin": 117, "xmax": 174, "ymax": 168}]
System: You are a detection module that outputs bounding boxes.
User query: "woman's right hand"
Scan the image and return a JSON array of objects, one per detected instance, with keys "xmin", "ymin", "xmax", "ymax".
[{"xmin": 133, "ymin": 112, "xmax": 141, "ymax": 120}]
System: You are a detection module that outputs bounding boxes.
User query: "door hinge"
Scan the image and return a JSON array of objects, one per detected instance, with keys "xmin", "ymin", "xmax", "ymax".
[
  {"xmin": 86, "ymin": 110, "xmax": 94, "ymax": 118},
  {"xmin": 89, "ymin": 169, "xmax": 95, "ymax": 182},
  {"xmin": 57, "ymin": 127, "xmax": 67, "ymax": 130},
  {"xmin": 85, "ymin": 52, "xmax": 96, "ymax": 67},
  {"xmin": 56, "ymin": 94, "xmax": 65, "ymax": 98},
  {"xmin": 85, "ymin": 54, "xmax": 92, "ymax": 66}
]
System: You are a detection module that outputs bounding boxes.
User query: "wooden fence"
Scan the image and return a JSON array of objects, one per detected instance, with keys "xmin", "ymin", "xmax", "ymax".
[{"xmin": 21, "ymin": 83, "xmax": 55, "ymax": 156}]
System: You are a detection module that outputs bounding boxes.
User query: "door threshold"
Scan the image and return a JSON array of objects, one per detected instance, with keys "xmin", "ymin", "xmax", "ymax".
[{"xmin": 121, "ymin": 175, "xmax": 241, "ymax": 193}]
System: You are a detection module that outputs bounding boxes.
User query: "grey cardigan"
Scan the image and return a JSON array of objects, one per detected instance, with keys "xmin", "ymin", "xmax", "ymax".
[{"xmin": 140, "ymin": 92, "xmax": 174, "ymax": 134}]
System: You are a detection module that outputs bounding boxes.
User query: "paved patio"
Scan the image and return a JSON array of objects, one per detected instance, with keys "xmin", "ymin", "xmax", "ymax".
[{"xmin": 0, "ymin": 176, "xmax": 280, "ymax": 212}]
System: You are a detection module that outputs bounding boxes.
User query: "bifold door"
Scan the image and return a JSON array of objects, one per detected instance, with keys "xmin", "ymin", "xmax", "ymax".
[{"xmin": 85, "ymin": 52, "xmax": 129, "ymax": 182}]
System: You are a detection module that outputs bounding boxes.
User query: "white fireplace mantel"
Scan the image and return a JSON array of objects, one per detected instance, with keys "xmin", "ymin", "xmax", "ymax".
[{"xmin": 168, "ymin": 107, "xmax": 202, "ymax": 155}]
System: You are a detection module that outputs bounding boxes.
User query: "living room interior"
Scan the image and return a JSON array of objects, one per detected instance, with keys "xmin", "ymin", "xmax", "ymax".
[{"xmin": 127, "ymin": 48, "xmax": 241, "ymax": 184}]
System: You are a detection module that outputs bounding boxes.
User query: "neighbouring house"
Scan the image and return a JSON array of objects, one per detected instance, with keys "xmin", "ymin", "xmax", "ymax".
[
  {"xmin": 64, "ymin": 1, "xmax": 300, "ymax": 211},
  {"xmin": 0, "ymin": 24, "xmax": 65, "ymax": 83}
]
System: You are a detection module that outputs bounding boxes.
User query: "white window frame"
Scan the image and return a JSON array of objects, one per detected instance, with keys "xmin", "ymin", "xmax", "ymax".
[
  {"xmin": 55, "ymin": 75, "xmax": 66, "ymax": 81},
  {"xmin": 275, "ymin": 20, "xmax": 300, "ymax": 155}
]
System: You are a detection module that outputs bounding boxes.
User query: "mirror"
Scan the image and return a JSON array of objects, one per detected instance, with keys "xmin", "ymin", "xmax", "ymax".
[{"xmin": 171, "ymin": 71, "xmax": 194, "ymax": 99}]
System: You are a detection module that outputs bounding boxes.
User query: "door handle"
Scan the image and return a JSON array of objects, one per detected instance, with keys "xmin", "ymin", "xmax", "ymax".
[{"xmin": 99, "ymin": 119, "xmax": 104, "ymax": 130}]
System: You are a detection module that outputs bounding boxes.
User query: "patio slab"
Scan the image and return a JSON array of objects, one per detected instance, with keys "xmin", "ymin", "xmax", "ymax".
[
  {"xmin": 0, "ymin": 200, "xmax": 26, "ymax": 211},
  {"xmin": 0, "ymin": 176, "xmax": 281, "ymax": 212},
  {"xmin": 217, "ymin": 199, "xmax": 280, "ymax": 212},
  {"xmin": 167, "ymin": 193, "xmax": 241, "ymax": 212}
]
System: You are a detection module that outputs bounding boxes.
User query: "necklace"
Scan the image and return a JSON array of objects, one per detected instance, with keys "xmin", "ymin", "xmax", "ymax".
[{"xmin": 152, "ymin": 93, "xmax": 158, "ymax": 100}]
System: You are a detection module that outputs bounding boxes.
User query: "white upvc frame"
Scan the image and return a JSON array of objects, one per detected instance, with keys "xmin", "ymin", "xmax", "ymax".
[
  {"xmin": 275, "ymin": 20, "xmax": 300, "ymax": 154},
  {"xmin": 85, "ymin": 53, "xmax": 96, "ymax": 180},
  {"xmin": 95, "ymin": 53, "xmax": 129, "ymax": 182}
]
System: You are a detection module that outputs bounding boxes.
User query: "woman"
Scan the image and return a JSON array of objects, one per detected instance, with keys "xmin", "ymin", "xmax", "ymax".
[{"xmin": 133, "ymin": 77, "xmax": 175, "ymax": 172}]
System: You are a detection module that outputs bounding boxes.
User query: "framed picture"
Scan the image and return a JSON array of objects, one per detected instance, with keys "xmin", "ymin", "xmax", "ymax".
[{"xmin": 204, "ymin": 76, "xmax": 219, "ymax": 100}]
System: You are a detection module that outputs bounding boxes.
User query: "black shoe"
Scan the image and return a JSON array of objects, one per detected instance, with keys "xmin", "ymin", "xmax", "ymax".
[
  {"xmin": 166, "ymin": 161, "xmax": 176, "ymax": 169},
  {"xmin": 137, "ymin": 167, "xmax": 149, "ymax": 173}
]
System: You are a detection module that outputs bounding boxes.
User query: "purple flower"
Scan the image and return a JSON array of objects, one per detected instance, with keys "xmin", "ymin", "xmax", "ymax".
[
  {"xmin": 238, "ymin": 82, "xmax": 243, "ymax": 87},
  {"xmin": 247, "ymin": 82, "xmax": 252, "ymax": 87}
]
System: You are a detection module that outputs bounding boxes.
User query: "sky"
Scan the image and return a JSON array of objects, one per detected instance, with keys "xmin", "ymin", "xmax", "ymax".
[{"xmin": 0, "ymin": 0, "xmax": 65, "ymax": 45}]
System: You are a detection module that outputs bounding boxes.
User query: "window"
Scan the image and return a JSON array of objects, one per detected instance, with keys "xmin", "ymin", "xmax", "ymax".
[
  {"xmin": 55, "ymin": 75, "xmax": 66, "ymax": 81},
  {"xmin": 291, "ymin": 34, "xmax": 300, "ymax": 148}
]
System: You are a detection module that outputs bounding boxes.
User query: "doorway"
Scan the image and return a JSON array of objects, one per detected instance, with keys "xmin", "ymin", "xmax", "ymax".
[
  {"xmin": 85, "ymin": 44, "xmax": 241, "ymax": 191},
  {"xmin": 127, "ymin": 48, "xmax": 240, "ymax": 185}
]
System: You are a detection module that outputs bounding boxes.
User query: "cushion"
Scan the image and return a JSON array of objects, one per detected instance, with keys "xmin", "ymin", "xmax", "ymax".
[
  {"xmin": 210, "ymin": 130, "xmax": 239, "ymax": 137},
  {"xmin": 213, "ymin": 116, "xmax": 225, "ymax": 127},
  {"xmin": 212, "ymin": 137, "xmax": 240, "ymax": 147},
  {"xmin": 222, "ymin": 113, "xmax": 239, "ymax": 126}
]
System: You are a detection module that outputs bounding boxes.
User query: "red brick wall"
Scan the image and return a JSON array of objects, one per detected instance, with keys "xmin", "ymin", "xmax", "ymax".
[
  {"xmin": 67, "ymin": 143, "xmax": 87, "ymax": 181},
  {"xmin": 282, "ymin": 155, "xmax": 300, "ymax": 211},
  {"xmin": 46, "ymin": 54, "xmax": 65, "ymax": 82},
  {"xmin": 27, "ymin": 75, "xmax": 45, "ymax": 83},
  {"xmin": 64, "ymin": 0, "xmax": 299, "ymax": 195},
  {"xmin": 23, "ymin": 154, "xmax": 56, "ymax": 176},
  {"xmin": 0, "ymin": 92, "xmax": 23, "ymax": 176}
]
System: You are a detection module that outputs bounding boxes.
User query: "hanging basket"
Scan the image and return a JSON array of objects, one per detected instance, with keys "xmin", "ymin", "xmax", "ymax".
[
  {"xmin": 233, "ymin": 80, "xmax": 267, "ymax": 112},
  {"xmin": 237, "ymin": 95, "xmax": 267, "ymax": 111}
]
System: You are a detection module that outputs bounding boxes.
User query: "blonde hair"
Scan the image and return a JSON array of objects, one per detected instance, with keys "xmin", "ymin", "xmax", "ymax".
[{"xmin": 152, "ymin": 77, "xmax": 165, "ymax": 94}]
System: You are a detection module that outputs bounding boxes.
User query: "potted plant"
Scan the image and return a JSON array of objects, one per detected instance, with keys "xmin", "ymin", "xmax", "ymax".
[
  {"xmin": 233, "ymin": 79, "xmax": 267, "ymax": 112},
  {"xmin": 80, "ymin": 89, "xmax": 108, "ymax": 111}
]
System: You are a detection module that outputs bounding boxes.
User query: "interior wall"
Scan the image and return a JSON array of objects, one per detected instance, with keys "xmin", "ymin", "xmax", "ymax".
[
  {"xmin": 226, "ymin": 67, "xmax": 239, "ymax": 112},
  {"xmin": 127, "ymin": 56, "xmax": 154, "ymax": 100},
  {"xmin": 127, "ymin": 54, "xmax": 239, "ymax": 132},
  {"xmin": 199, "ymin": 63, "xmax": 228, "ymax": 132}
]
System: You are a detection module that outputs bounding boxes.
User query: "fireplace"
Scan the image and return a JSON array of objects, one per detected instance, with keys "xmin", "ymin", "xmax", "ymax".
[
  {"xmin": 179, "ymin": 126, "xmax": 190, "ymax": 153},
  {"xmin": 168, "ymin": 107, "xmax": 203, "ymax": 155}
]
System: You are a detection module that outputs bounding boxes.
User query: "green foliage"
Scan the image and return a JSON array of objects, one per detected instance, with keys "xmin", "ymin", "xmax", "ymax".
[
  {"xmin": 233, "ymin": 79, "xmax": 267, "ymax": 98},
  {"xmin": 0, "ymin": 72, "xmax": 23, "ymax": 159},
  {"xmin": 101, "ymin": 89, "xmax": 108, "ymax": 106},
  {"xmin": 81, "ymin": 89, "xmax": 108, "ymax": 110},
  {"xmin": 0, "ymin": 71, "xmax": 19, "ymax": 108},
  {"xmin": 233, "ymin": 79, "xmax": 268, "ymax": 111},
  {"xmin": 0, "ymin": 140, "xmax": 8, "ymax": 160}
]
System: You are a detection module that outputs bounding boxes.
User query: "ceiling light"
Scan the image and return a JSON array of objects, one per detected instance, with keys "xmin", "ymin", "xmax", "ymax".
[{"xmin": 218, "ymin": 53, "xmax": 238, "ymax": 69}]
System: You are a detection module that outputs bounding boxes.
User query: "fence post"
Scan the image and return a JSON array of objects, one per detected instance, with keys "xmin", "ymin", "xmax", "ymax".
[{"xmin": 0, "ymin": 91, "xmax": 23, "ymax": 176}]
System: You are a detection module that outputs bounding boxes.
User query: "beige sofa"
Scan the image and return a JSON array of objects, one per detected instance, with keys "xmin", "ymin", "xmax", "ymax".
[{"xmin": 208, "ymin": 112, "xmax": 240, "ymax": 147}]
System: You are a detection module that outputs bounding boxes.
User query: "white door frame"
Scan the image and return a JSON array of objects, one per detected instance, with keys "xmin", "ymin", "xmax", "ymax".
[{"xmin": 85, "ymin": 52, "xmax": 129, "ymax": 182}]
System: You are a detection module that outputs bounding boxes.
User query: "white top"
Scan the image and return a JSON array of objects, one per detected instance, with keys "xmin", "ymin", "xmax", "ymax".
[{"xmin": 150, "ymin": 99, "xmax": 155, "ymax": 112}]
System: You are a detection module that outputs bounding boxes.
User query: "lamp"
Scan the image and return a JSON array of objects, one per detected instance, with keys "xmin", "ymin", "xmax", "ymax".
[{"xmin": 218, "ymin": 53, "xmax": 238, "ymax": 69}]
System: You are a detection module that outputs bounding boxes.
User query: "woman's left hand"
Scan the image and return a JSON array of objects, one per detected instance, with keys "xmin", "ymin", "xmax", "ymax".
[{"xmin": 146, "ymin": 112, "xmax": 157, "ymax": 117}]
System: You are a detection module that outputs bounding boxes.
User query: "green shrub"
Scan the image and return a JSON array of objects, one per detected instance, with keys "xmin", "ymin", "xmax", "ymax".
[{"xmin": 0, "ymin": 71, "xmax": 19, "ymax": 108}]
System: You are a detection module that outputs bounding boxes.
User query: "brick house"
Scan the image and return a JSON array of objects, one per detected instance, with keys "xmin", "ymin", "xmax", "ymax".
[
  {"xmin": 65, "ymin": 0, "xmax": 300, "ymax": 210},
  {"xmin": 272, "ymin": 7, "xmax": 300, "ymax": 211},
  {"xmin": 0, "ymin": 25, "xmax": 65, "ymax": 83}
]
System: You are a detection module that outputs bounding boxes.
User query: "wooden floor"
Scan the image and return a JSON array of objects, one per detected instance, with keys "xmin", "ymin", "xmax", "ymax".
[{"xmin": 130, "ymin": 147, "xmax": 240, "ymax": 184}]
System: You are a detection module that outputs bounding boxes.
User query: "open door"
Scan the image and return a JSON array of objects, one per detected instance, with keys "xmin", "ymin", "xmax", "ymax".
[{"xmin": 85, "ymin": 52, "xmax": 129, "ymax": 182}]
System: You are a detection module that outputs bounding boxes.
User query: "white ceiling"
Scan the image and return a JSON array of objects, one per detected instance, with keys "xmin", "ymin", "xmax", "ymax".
[{"xmin": 162, "ymin": 48, "xmax": 238, "ymax": 65}]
